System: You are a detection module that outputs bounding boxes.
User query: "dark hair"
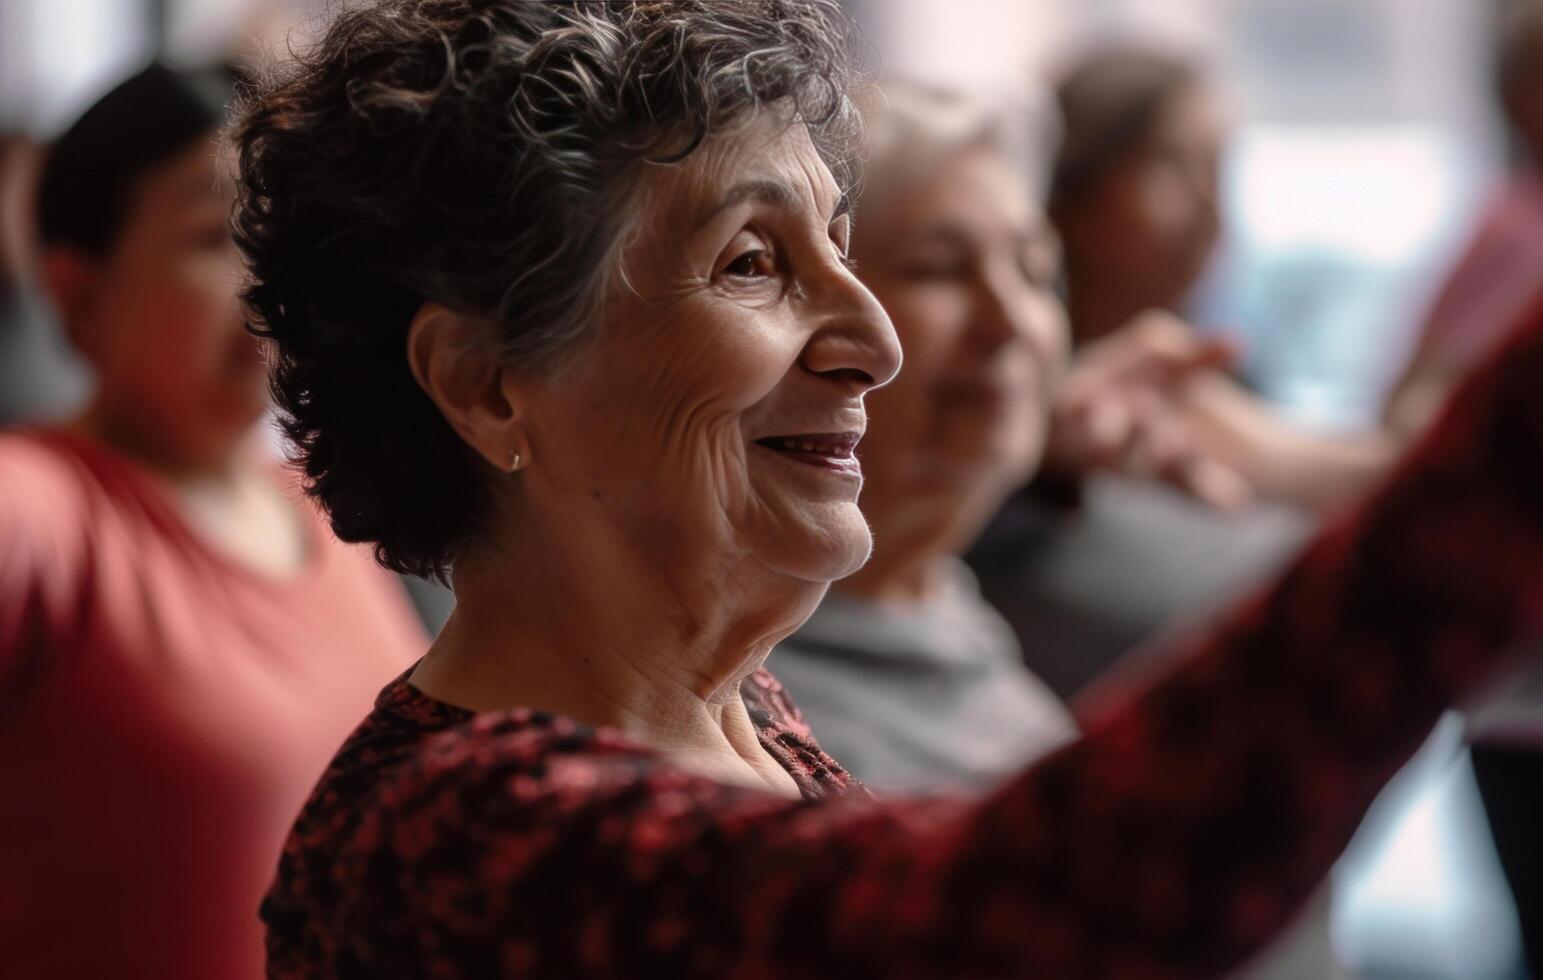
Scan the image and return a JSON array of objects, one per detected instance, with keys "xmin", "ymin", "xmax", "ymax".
[
  {"xmin": 233, "ymin": 0, "xmax": 860, "ymax": 582},
  {"xmin": 38, "ymin": 63, "xmax": 231, "ymax": 254},
  {"xmin": 1048, "ymin": 49, "xmax": 1200, "ymax": 215}
]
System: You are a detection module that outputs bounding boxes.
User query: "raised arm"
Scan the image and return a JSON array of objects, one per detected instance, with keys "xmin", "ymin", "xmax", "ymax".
[{"xmin": 311, "ymin": 300, "xmax": 1543, "ymax": 980}]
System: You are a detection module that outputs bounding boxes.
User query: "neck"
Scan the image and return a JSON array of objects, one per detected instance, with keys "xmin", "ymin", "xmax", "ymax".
[
  {"xmin": 71, "ymin": 399, "xmax": 246, "ymax": 484},
  {"xmin": 411, "ymin": 513, "xmax": 818, "ymax": 796},
  {"xmin": 837, "ymin": 479, "xmax": 996, "ymax": 606},
  {"xmin": 837, "ymin": 536, "xmax": 949, "ymax": 606}
]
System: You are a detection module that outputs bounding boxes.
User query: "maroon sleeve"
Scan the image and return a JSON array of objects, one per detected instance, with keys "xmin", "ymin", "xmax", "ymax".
[{"xmin": 306, "ymin": 302, "xmax": 1543, "ymax": 980}]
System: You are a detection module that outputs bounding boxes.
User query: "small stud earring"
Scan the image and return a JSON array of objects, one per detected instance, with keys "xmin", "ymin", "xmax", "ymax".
[{"xmin": 508, "ymin": 450, "xmax": 523, "ymax": 473}]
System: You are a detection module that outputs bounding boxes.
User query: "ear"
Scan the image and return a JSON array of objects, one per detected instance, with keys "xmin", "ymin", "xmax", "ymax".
[
  {"xmin": 37, "ymin": 246, "xmax": 101, "ymax": 353},
  {"xmin": 406, "ymin": 302, "xmax": 528, "ymax": 473}
]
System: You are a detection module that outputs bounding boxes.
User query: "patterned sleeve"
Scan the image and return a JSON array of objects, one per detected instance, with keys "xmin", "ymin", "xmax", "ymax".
[{"xmin": 320, "ymin": 301, "xmax": 1543, "ymax": 980}]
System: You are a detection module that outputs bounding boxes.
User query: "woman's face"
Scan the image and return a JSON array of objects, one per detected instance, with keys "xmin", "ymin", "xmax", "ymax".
[
  {"xmin": 513, "ymin": 114, "xmax": 901, "ymax": 590},
  {"xmin": 1068, "ymin": 83, "xmax": 1224, "ymax": 310},
  {"xmin": 852, "ymin": 144, "xmax": 1068, "ymax": 515},
  {"xmin": 73, "ymin": 138, "xmax": 267, "ymax": 457}
]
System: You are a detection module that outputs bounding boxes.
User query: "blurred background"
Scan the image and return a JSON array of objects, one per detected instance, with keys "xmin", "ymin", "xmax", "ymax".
[
  {"xmin": 853, "ymin": 5, "xmax": 1533, "ymax": 978},
  {"xmin": 851, "ymin": 0, "xmax": 1502, "ymax": 431},
  {"xmin": 0, "ymin": 0, "xmax": 1502, "ymax": 429},
  {"xmin": 0, "ymin": 1, "xmax": 1535, "ymax": 977}
]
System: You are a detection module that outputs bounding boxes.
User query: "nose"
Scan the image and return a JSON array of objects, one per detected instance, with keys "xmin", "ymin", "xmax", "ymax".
[
  {"xmin": 969, "ymin": 263, "xmax": 1033, "ymax": 354},
  {"xmin": 968, "ymin": 263, "xmax": 1069, "ymax": 380},
  {"xmin": 799, "ymin": 269, "xmax": 903, "ymax": 393}
]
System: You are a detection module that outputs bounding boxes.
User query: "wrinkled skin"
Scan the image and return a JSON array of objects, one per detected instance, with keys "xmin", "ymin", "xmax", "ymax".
[{"xmin": 513, "ymin": 115, "xmax": 902, "ymax": 599}]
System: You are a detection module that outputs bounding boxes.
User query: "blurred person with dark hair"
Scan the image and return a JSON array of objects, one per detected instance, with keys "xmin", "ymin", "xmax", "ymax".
[
  {"xmin": 1050, "ymin": 48, "xmax": 1399, "ymax": 514},
  {"xmin": 225, "ymin": 2, "xmax": 1543, "ymax": 976},
  {"xmin": 1051, "ymin": 41, "xmax": 1543, "ymax": 969},
  {"xmin": 0, "ymin": 63, "xmax": 425, "ymax": 980},
  {"xmin": 1050, "ymin": 50, "xmax": 1221, "ymax": 350}
]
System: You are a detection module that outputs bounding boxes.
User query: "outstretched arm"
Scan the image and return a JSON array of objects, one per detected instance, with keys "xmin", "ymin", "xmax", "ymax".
[{"xmin": 311, "ymin": 300, "xmax": 1543, "ymax": 979}]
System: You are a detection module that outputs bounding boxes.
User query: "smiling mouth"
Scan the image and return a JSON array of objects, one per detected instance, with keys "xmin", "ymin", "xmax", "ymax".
[{"xmin": 753, "ymin": 432, "xmax": 863, "ymax": 474}]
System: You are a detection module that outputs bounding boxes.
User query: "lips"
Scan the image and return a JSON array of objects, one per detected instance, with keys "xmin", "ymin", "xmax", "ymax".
[
  {"xmin": 752, "ymin": 431, "xmax": 863, "ymax": 475},
  {"xmin": 756, "ymin": 432, "xmax": 859, "ymax": 457}
]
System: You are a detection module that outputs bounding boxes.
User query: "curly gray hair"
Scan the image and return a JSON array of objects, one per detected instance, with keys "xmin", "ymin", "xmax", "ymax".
[{"xmin": 233, "ymin": 0, "xmax": 861, "ymax": 581}]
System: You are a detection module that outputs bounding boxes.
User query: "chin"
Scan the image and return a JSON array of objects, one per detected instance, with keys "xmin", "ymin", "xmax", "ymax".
[{"xmin": 761, "ymin": 503, "xmax": 874, "ymax": 584}]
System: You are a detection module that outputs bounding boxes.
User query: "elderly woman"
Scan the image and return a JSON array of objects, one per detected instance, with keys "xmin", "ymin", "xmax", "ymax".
[
  {"xmin": 242, "ymin": 2, "xmax": 1543, "ymax": 977},
  {"xmin": 771, "ymin": 82, "xmax": 1265, "ymax": 790},
  {"xmin": 770, "ymin": 84, "xmax": 1252, "ymax": 790}
]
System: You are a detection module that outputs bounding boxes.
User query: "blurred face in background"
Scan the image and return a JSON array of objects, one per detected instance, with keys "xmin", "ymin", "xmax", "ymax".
[
  {"xmin": 852, "ymin": 142, "xmax": 1068, "ymax": 546},
  {"xmin": 1059, "ymin": 81, "xmax": 1225, "ymax": 322},
  {"xmin": 43, "ymin": 136, "xmax": 266, "ymax": 464}
]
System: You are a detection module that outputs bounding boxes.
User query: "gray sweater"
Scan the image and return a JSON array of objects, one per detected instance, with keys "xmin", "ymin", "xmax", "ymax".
[{"xmin": 771, "ymin": 559, "xmax": 1075, "ymax": 793}]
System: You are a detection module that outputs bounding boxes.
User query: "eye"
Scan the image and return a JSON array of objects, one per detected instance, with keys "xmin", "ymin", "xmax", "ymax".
[
  {"xmin": 723, "ymin": 247, "xmax": 776, "ymax": 279},
  {"xmin": 897, "ymin": 256, "xmax": 969, "ymax": 281}
]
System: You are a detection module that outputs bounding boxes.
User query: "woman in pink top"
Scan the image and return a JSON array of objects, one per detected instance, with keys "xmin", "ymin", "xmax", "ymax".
[{"xmin": 0, "ymin": 64, "xmax": 426, "ymax": 980}]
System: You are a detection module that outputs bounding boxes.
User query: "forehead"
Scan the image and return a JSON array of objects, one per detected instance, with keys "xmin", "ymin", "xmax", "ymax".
[
  {"xmin": 126, "ymin": 139, "xmax": 229, "ymax": 215},
  {"xmin": 874, "ymin": 144, "xmax": 1036, "ymax": 234},
  {"xmin": 1151, "ymin": 84, "xmax": 1224, "ymax": 146},
  {"xmin": 632, "ymin": 111, "xmax": 842, "ymax": 233}
]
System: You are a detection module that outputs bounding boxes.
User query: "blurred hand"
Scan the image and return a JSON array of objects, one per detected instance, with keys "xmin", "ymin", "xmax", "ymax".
[{"xmin": 1045, "ymin": 310, "xmax": 1254, "ymax": 511}]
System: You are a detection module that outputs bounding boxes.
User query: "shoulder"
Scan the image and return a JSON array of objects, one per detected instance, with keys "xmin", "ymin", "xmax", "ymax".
[
  {"xmin": 274, "ymin": 702, "xmax": 700, "ymax": 889},
  {"xmin": 0, "ymin": 429, "xmax": 90, "ymax": 503},
  {"xmin": 0, "ymin": 431, "xmax": 106, "ymax": 670},
  {"xmin": 283, "ymin": 693, "xmax": 820, "ymax": 882},
  {"xmin": 0, "ymin": 430, "xmax": 96, "ymax": 574},
  {"xmin": 268, "ymin": 699, "xmax": 900, "ymax": 979},
  {"xmin": 264, "ymin": 707, "xmax": 766, "ymax": 973}
]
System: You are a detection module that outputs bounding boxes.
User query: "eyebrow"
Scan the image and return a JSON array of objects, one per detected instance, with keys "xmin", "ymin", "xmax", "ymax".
[
  {"xmin": 904, "ymin": 217, "xmax": 1059, "ymax": 251},
  {"xmin": 902, "ymin": 224, "xmax": 972, "ymax": 249},
  {"xmin": 695, "ymin": 178, "xmax": 850, "ymax": 230}
]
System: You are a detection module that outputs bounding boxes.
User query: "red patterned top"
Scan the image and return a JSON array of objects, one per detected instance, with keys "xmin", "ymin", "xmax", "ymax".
[{"xmin": 263, "ymin": 301, "xmax": 1543, "ymax": 980}]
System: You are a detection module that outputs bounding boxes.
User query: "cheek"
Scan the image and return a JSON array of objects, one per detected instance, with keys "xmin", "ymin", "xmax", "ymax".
[
  {"xmin": 1092, "ymin": 173, "xmax": 1171, "ymax": 258},
  {"xmin": 1136, "ymin": 169, "xmax": 1210, "ymax": 246},
  {"xmin": 125, "ymin": 263, "xmax": 244, "ymax": 355},
  {"xmin": 874, "ymin": 282, "xmax": 969, "ymax": 381},
  {"xmin": 863, "ymin": 289, "xmax": 959, "ymax": 421},
  {"xmin": 175, "ymin": 257, "xmax": 244, "ymax": 334},
  {"xmin": 91, "ymin": 270, "xmax": 192, "ymax": 381},
  {"xmin": 855, "ymin": 307, "xmax": 977, "ymax": 490},
  {"xmin": 1027, "ymin": 295, "xmax": 1072, "ymax": 392},
  {"xmin": 548, "ymin": 308, "xmax": 797, "ymax": 508}
]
